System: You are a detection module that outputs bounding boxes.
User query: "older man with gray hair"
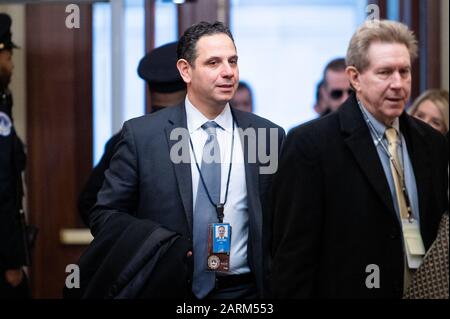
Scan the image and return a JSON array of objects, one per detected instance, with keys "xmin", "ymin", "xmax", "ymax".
[{"xmin": 271, "ymin": 20, "xmax": 448, "ymax": 298}]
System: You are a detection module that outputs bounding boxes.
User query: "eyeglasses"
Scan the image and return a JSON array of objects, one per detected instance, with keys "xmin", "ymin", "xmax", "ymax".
[{"xmin": 329, "ymin": 89, "xmax": 353, "ymax": 100}]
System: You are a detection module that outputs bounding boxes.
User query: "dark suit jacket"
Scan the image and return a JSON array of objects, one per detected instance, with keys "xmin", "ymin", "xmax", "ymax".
[
  {"xmin": 270, "ymin": 94, "xmax": 448, "ymax": 298},
  {"xmin": 64, "ymin": 213, "xmax": 190, "ymax": 299},
  {"xmin": 78, "ymin": 106, "xmax": 166, "ymax": 226},
  {"xmin": 90, "ymin": 103, "xmax": 285, "ymax": 297}
]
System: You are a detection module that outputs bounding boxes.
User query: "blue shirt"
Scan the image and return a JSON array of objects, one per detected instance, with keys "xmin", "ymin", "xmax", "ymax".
[{"xmin": 359, "ymin": 103, "xmax": 420, "ymax": 224}]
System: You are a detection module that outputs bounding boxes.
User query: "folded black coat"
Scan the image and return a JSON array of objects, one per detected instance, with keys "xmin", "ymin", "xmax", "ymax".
[{"xmin": 63, "ymin": 213, "xmax": 191, "ymax": 299}]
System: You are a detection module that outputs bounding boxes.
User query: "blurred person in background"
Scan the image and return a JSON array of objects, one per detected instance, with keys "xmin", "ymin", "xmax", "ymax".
[
  {"xmin": 321, "ymin": 57, "xmax": 352, "ymax": 113},
  {"xmin": 313, "ymin": 80, "xmax": 329, "ymax": 117},
  {"xmin": 230, "ymin": 81, "xmax": 253, "ymax": 113},
  {"xmin": 408, "ymin": 89, "xmax": 448, "ymax": 135}
]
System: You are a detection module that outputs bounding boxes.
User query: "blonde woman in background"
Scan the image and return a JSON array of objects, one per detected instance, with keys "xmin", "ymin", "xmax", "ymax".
[{"xmin": 408, "ymin": 89, "xmax": 449, "ymax": 134}]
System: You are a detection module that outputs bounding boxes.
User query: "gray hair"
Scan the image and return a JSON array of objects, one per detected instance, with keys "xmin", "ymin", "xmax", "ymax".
[{"xmin": 346, "ymin": 20, "xmax": 418, "ymax": 72}]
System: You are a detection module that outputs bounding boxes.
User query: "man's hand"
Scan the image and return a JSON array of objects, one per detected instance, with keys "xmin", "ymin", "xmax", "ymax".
[{"xmin": 5, "ymin": 269, "xmax": 24, "ymax": 287}]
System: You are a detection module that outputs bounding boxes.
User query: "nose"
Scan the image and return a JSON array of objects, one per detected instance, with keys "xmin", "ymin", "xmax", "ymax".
[
  {"xmin": 220, "ymin": 62, "xmax": 234, "ymax": 78},
  {"xmin": 390, "ymin": 71, "xmax": 402, "ymax": 89}
]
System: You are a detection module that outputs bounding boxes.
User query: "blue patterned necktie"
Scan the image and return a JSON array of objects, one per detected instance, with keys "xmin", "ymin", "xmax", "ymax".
[{"xmin": 192, "ymin": 121, "xmax": 221, "ymax": 299}]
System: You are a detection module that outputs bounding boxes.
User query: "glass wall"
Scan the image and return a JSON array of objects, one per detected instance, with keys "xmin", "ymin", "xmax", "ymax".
[
  {"xmin": 123, "ymin": 0, "xmax": 146, "ymax": 124},
  {"xmin": 93, "ymin": 2, "xmax": 112, "ymax": 164},
  {"xmin": 154, "ymin": 0, "xmax": 178, "ymax": 47},
  {"xmin": 231, "ymin": 0, "xmax": 367, "ymax": 131},
  {"xmin": 93, "ymin": 0, "xmax": 177, "ymax": 165}
]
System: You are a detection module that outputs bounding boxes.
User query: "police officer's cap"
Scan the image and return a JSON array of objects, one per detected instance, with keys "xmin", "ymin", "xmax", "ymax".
[
  {"xmin": 137, "ymin": 41, "xmax": 185, "ymax": 93},
  {"xmin": 0, "ymin": 13, "xmax": 18, "ymax": 51}
]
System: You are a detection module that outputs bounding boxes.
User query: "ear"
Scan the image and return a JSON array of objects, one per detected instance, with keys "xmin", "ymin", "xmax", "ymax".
[
  {"xmin": 176, "ymin": 59, "xmax": 192, "ymax": 84},
  {"xmin": 346, "ymin": 66, "xmax": 360, "ymax": 92},
  {"xmin": 313, "ymin": 104, "xmax": 320, "ymax": 113}
]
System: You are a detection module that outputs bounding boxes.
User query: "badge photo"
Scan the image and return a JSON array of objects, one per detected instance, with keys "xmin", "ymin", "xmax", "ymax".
[{"xmin": 213, "ymin": 223, "xmax": 231, "ymax": 254}]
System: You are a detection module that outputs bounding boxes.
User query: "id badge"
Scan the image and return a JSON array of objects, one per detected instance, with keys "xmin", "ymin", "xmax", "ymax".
[
  {"xmin": 401, "ymin": 218, "xmax": 425, "ymax": 269},
  {"xmin": 207, "ymin": 223, "xmax": 231, "ymax": 272}
]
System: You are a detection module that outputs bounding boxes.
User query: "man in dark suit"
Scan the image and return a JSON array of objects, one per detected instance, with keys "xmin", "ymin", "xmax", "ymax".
[
  {"xmin": 271, "ymin": 20, "xmax": 448, "ymax": 298},
  {"xmin": 90, "ymin": 21, "xmax": 285, "ymax": 299}
]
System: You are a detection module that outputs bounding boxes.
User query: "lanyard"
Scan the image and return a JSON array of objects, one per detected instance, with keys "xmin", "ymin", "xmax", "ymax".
[
  {"xmin": 189, "ymin": 119, "xmax": 235, "ymax": 223},
  {"xmin": 357, "ymin": 101, "xmax": 414, "ymax": 222}
]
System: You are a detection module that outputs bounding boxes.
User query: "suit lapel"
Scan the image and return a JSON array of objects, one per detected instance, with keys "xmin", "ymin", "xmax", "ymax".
[
  {"xmin": 231, "ymin": 108, "xmax": 259, "ymax": 212},
  {"xmin": 399, "ymin": 114, "xmax": 431, "ymax": 233},
  {"xmin": 340, "ymin": 96, "xmax": 397, "ymax": 218},
  {"xmin": 232, "ymin": 108, "xmax": 262, "ymax": 236},
  {"xmin": 164, "ymin": 103, "xmax": 193, "ymax": 235}
]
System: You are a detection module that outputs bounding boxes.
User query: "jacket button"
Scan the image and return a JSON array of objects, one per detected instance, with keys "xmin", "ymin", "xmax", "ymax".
[{"xmin": 186, "ymin": 251, "xmax": 193, "ymax": 258}]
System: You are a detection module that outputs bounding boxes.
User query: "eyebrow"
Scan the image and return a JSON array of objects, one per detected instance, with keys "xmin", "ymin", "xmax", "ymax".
[
  {"xmin": 376, "ymin": 64, "xmax": 411, "ymax": 70},
  {"xmin": 205, "ymin": 55, "xmax": 238, "ymax": 60}
]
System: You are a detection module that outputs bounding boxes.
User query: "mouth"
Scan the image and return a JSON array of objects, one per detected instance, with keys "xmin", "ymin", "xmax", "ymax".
[
  {"xmin": 386, "ymin": 97, "xmax": 404, "ymax": 103},
  {"xmin": 217, "ymin": 84, "xmax": 234, "ymax": 89},
  {"xmin": 216, "ymin": 84, "xmax": 235, "ymax": 94}
]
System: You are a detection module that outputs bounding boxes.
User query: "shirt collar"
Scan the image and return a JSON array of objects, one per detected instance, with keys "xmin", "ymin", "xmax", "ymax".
[
  {"xmin": 185, "ymin": 96, "xmax": 233, "ymax": 134},
  {"xmin": 359, "ymin": 100, "xmax": 400, "ymax": 140}
]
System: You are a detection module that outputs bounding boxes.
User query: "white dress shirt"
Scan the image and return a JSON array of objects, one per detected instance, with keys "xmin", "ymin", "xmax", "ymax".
[{"xmin": 185, "ymin": 96, "xmax": 250, "ymax": 275}]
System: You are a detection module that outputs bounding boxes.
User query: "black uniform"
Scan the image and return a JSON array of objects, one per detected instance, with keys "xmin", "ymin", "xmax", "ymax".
[
  {"xmin": 0, "ymin": 89, "xmax": 30, "ymax": 298},
  {"xmin": 78, "ymin": 132, "xmax": 121, "ymax": 226}
]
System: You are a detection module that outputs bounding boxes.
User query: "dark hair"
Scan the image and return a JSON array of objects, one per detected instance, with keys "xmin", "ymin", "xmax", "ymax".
[
  {"xmin": 237, "ymin": 80, "xmax": 253, "ymax": 100},
  {"xmin": 237, "ymin": 81, "xmax": 251, "ymax": 92},
  {"xmin": 323, "ymin": 58, "xmax": 346, "ymax": 87},
  {"xmin": 315, "ymin": 80, "xmax": 324, "ymax": 102},
  {"xmin": 177, "ymin": 21, "xmax": 235, "ymax": 66},
  {"xmin": 323, "ymin": 58, "xmax": 346, "ymax": 74}
]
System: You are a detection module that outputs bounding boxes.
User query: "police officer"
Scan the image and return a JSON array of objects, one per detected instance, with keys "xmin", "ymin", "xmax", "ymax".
[
  {"xmin": 137, "ymin": 41, "xmax": 187, "ymax": 113},
  {"xmin": 0, "ymin": 13, "xmax": 30, "ymax": 298},
  {"xmin": 78, "ymin": 42, "xmax": 186, "ymax": 226}
]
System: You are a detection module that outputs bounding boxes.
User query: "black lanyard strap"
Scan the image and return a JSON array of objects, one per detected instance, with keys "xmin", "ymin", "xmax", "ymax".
[{"xmin": 189, "ymin": 119, "xmax": 235, "ymax": 223}]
